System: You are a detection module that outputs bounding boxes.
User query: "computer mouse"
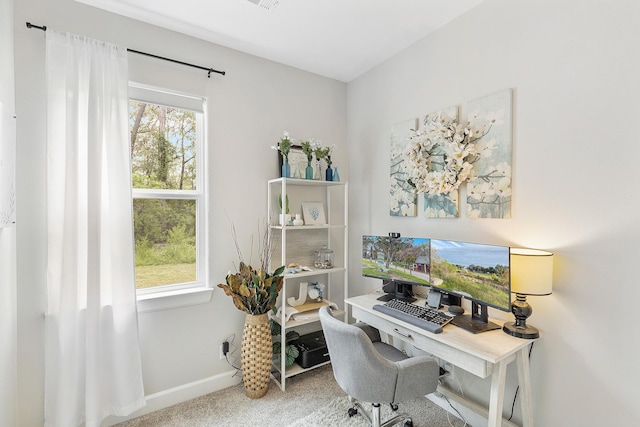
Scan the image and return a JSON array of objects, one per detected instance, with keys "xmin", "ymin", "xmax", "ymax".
[{"xmin": 448, "ymin": 305, "xmax": 464, "ymax": 315}]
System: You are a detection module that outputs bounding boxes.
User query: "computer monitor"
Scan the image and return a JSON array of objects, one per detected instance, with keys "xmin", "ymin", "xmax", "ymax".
[
  {"xmin": 429, "ymin": 239, "xmax": 511, "ymax": 333},
  {"xmin": 362, "ymin": 235, "xmax": 431, "ymax": 302}
]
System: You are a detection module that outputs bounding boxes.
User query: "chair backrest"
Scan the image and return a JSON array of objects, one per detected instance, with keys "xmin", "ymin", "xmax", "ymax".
[{"xmin": 319, "ymin": 306, "xmax": 399, "ymax": 403}]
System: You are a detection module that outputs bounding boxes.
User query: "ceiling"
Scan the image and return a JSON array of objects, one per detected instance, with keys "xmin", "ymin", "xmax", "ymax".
[{"xmin": 78, "ymin": 0, "xmax": 484, "ymax": 82}]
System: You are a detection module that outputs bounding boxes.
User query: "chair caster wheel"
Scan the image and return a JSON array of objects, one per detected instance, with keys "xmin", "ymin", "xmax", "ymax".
[
  {"xmin": 403, "ymin": 419, "xmax": 413, "ymax": 427},
  {"xmin": 348, "ymin": 407, "xmax": 358, "ymax": 417},
  {"xmin": 390, "ymin": 403, "xmax": 399, "ymax": 411}
]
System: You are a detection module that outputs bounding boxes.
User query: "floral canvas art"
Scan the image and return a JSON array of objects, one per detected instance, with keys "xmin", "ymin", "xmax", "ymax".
[
  {"xmin": 390, "ymin": 89, "xmax": 513, "ymax": 219},
  {"xmin": 460, "ymin": 89, "xmax": 512, "ymax": 218},
  {"xmin": 389, "ymin": 118, "xmax": 418, "ymax": 216},
  {"xmin": 414, "ymin": 106, "xmax": 460, "ymax": 218}
]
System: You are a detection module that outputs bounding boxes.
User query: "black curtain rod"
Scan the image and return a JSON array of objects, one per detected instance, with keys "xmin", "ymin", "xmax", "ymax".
[{"xmin": 26, "ymin": 22, "xmax": 225, "ymax": 78}]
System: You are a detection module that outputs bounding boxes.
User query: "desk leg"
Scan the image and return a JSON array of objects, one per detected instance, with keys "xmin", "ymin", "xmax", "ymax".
[
  {"xmin": 517, "ymin": 346, "xmax": 534, "ymax": 427},
  {"xmin": 488, "ymin": 360, "xmax": 508, "ymax": 427}
]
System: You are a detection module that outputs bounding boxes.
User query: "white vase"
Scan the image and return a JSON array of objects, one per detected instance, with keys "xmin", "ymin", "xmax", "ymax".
[
  {"xmin": 279, "ymin": 214, "xmax": 292, "ymax": 226},
  {"xmin": 293, "ymin": 214, "xmax": 304, "ymax": 226}
]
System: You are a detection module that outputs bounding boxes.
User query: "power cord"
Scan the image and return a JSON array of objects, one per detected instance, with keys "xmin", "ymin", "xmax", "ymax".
[
  {"xmin": 507, "ymin": 342, "xmax": 534, "ymax": 421},
  {"xmin": 437, "ymin": 370, "xmax": 468, "ymax": 427},
  {"xmin": 223, "ymin": 334, "xmax": 242, "ymax": 374},
  {"xmin": 225, "ymin": 353, "xmax": 241, "ymax": 373},
  {"xmin": 441, "ymin": 393, "xmax": 468, "ymax": 427}
]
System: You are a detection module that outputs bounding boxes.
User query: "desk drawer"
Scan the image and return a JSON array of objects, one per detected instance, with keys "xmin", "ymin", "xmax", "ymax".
[{"xmin": 352, "ymin": 307, "xmax": 492, "ymax": 378}]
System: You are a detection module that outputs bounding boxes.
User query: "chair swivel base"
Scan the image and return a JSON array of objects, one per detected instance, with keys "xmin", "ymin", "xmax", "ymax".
[{"xmin": 348, "ymin": 401, "xmax": 413, "ymax": 427}]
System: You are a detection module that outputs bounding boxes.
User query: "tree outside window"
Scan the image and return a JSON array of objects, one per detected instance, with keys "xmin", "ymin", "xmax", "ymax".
[{"xmin": 129, "ymin": 95, "xmax": 205, "ymax": 290}]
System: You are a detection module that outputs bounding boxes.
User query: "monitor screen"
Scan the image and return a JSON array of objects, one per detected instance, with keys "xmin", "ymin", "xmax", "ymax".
[
  {"xmin": 362, "ymin": 235, "xmax": 431, "ymax": 301},
  {"xmin": 429, "ymin": 239, "xmax": 511, "ymax": 312}
]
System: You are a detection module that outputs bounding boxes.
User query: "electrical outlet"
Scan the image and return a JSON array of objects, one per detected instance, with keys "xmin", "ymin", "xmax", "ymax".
[
  {"xmin": 438, "ymin": 360, "xmax": 453, "ymax": 378},
  {"xmin": 219, "ymin": 341, "xmax": 229, "ymax": 360}
]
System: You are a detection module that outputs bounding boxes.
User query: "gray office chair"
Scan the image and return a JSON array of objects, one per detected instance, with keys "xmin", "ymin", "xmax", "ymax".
[{"xmin": 319, "ymin": 306, "xmax": 440, "ymax": 427}]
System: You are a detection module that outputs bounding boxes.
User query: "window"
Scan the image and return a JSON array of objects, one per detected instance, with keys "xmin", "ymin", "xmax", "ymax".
[{"xmin": 129, "ymin": 84, "xmax": 207, "ymax": 293}]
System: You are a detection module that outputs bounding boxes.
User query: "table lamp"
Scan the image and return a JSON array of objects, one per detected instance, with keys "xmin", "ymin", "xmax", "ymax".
[{"xmin": 504, "ymin": 248, "xmax": 554, "ymax": 339}]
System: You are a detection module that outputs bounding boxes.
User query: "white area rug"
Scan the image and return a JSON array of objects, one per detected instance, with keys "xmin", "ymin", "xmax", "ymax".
[{"xmin": 287, "ymin": 395, "xmax": 465, "ymax": 427}]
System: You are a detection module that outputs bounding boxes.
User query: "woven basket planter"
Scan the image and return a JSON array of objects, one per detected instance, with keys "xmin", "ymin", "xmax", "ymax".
[{"xmin": 241, "ymin": 313, "xmax": 272, "ymax": 398}]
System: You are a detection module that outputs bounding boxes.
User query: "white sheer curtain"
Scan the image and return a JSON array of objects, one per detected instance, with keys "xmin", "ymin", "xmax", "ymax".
[
  {"xmin": 1, "ymin": 0, "xmax": 17, "ymax": 425},
  {"xmin": 45, "ymin": 30, "xmax": 145, "ymax": 427},
  {"xmin": 0, "ymin": 101, "xmax": 15, "ymax": 227}
]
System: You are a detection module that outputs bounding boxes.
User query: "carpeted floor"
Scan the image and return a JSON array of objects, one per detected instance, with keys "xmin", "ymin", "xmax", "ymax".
[{"xmin": 115, "ymin": 365, "xmax": 466, "ymax": 427}]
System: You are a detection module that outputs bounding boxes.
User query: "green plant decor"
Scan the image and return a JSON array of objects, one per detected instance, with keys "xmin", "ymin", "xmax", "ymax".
[
  {"xmin": 270, "ymin": 315, "xmax": 300, "ymax": 367},
  {"xmin": 278, "ymin": 194, "xmax": 289, "ymax": 214},
  {"xmin": 218, "ymin": 262, "xmax": 285, "ymax": 314},
  {"xmin": 314, "ymin": 145, "xmax": 330, "ymax": 163}
]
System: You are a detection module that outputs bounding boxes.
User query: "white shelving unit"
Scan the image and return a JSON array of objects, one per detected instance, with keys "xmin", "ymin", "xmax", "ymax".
[{"xmin": 267, "ymin": 178, "xmax": 348, "ymax": 391}]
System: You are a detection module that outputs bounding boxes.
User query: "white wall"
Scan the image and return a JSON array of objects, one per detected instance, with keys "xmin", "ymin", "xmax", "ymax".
[
  {"xmin": 13, "ymin": 0, "xmax": 346, "ymax": 425},
  {"xmin": 347, "ymin": 0, "xmax": 640, "ymax": 425}
]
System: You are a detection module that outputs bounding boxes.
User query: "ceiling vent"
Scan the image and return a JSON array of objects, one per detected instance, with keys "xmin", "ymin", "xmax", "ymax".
[{"xmin": 246, "ymin": 0, "xmax": 280, "ymax": 10}]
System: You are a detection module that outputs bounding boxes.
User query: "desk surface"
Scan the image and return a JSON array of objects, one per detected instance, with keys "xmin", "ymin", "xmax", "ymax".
[{"xmin": 346, "ymin": 293, "xmax": 532, "ymax": 366}]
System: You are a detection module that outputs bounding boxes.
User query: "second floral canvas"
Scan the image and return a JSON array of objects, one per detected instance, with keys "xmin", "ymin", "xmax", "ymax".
[{"xmin": 461, "ymin": 89, "xmax": 512, "ymax": 219}]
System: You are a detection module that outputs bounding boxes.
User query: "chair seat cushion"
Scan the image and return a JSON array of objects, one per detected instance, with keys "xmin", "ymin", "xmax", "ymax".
[{"xmin": 372, "ymin": 341, "xmax": 408, "ymax": 363}]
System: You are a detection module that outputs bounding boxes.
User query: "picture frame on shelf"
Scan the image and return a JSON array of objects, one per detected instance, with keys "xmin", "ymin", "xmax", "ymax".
[
  {"xmin": 301, "ymin": 201, "xmax": 326, "ymax": 225},
  {"xmin": 279, "ymin": 144, "xmax": 316, "ymax": 179}
]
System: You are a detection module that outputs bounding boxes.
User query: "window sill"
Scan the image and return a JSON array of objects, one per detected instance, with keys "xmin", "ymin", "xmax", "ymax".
[{"xmin": 137, "ymin": 286, "xmax": 214, "ymax": 313}]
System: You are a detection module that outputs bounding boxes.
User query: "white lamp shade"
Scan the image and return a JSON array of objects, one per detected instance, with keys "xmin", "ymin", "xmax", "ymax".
[{"xmin": 510, "ymin": 248, "xmax": 553, "ymax": 295}]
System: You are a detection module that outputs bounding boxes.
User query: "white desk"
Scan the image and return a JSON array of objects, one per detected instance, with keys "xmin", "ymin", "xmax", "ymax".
[{"xmin": 346, "ymin": 294, "xmax": 535, "ymax": 427}]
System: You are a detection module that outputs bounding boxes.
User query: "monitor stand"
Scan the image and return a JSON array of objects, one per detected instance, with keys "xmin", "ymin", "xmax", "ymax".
[
  {"xmin": 377, "ymin": 281, "xmax": 416, "ymax": 303},
  {"xmin": 376, "ymin": 293, "xmax": 416, "ymax": 303},
  {"xmin": 451, "ymin": 302, "xmax": 500, "ymax": 334}
]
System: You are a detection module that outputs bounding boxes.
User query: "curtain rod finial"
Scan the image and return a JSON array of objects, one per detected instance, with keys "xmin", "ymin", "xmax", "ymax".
[{"xmin": 26, "ymin": 22, "xmax": 47, "ymax": 31}]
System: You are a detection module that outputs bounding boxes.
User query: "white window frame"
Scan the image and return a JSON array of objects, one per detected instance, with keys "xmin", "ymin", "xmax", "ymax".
[{"xmin": 129, "ymin": 83, "xmax": 212, "ymax": 312}]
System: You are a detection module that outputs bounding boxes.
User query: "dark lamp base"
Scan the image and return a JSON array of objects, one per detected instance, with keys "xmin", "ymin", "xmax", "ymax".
[{"xmin": 503, "ymin": 322, "xmax": 539, "ymax": 339}]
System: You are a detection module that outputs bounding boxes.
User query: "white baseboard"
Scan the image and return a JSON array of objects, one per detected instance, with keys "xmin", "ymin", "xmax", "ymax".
[{"xmin": 102, "ymin": 369, "xmax": 242, "ymax": 426}]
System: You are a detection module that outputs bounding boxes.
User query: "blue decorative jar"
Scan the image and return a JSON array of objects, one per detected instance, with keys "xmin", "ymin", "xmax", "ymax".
[
  {"xmin": 281, "ymin": 157, "xmax": 290, "ymax": 178},
  {"xmin": 325, "ymin": 166, "xmax": 333, "ymax": 181},
  {"xmin": 305, "ymin": 160, "xmax": 314, "ymax": 180},
  {"xmin": 332, "ymin": 166, "xmax": 340, "ymax": 182}
]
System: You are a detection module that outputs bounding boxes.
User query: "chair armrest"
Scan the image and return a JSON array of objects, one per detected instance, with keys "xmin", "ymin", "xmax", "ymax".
[
  {"xmin": 394, "ymin": 356, "xmax": 440, "ymax": 402},
  {"xmin": 395, "ymin": 355, "xmax": 439, "ymax": 372}
]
